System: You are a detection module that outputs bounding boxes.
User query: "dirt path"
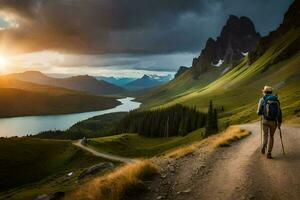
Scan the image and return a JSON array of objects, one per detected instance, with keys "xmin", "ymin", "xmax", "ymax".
[
  {"xmin": 73, "ymin": 139, "xmax": 133, "ymax": 163},
  {"xmin": 138, "ymin": 123, "xmax": 300, "ymax": 200}
]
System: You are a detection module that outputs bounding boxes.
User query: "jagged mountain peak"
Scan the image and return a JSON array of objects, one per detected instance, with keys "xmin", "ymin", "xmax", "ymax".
[{"xmin": 191, "ymin": 15, "xmax": 260, "ymax": 78}]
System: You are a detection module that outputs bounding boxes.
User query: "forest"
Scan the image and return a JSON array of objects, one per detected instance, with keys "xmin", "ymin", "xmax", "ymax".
[{"xmin": 116, "ymin": 104, "xmax": 207, "ymax": 137}]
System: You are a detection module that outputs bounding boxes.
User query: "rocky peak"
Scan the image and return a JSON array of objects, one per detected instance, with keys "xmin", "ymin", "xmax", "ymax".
[
  {"xmin": 249, "ymin": 1, "xmax": 300, "ymax": 64},
  {"xmin": 175, "ymin": 66, "xmax": 189, "ymax": 79},
  {"xmin": 192, "ymin": 15, "xmax": 260, "ymax": 78}
]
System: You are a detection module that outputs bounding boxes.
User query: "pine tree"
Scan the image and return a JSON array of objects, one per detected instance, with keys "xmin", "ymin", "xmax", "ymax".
[{"xmin": 205, "ymin": 100, "xmax": 218, "ymax": 136}]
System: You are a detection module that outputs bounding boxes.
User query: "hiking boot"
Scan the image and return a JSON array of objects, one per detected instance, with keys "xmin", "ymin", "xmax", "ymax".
[
  {"xmin": 261, "ymin": 148, "xmax": 265, "ymax": 154},
  {"xmin": 267, "ymin": 153, "xmax": 273, "ymax": 159}
]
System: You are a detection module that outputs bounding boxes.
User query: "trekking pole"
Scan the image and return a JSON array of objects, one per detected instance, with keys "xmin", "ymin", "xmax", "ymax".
[
  {"xmin": 278, "ymin": 127, "xmax": 286, "ymax": 155},
  {"xmin": 260, "ymin": 116, "xmax": 263, "ymax": 149}
]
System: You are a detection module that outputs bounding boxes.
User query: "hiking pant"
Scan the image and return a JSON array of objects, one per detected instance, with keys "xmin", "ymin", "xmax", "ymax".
[{"xmin": 262, "ymin": 120, "xmax": 277, "ymax": 153}]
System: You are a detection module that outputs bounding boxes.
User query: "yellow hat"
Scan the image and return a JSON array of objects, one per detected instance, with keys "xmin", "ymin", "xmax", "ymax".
[{"xmin": 262, "ymin": 85, "xmax": 273, "ymax": 93}]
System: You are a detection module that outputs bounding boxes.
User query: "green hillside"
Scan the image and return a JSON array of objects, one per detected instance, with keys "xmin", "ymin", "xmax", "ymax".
[
  {"xmin": 138, "ymin": 66, "xmax": 225, "ymax": 109},
  {"xmin": 0, "ymin": 138, "xmax": 107, "ymax": 200},
  {"xmin": 141, "ymin": 28, "xmax": 300, "ymax": 125},
  {"xmin": 86, "ymin": 129, "xmax": 204, "ymax": 158},
  {"xmin": 0, "ymin": 77, "xmax": 120, "ymax": 117}
]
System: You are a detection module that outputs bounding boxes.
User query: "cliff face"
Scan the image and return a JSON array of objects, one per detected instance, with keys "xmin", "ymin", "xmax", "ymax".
[
  {"xmin": 249, "ymin": 0, "xmax": 300, "ymax": 64},
  {"xmin": 192, "ymin": 15, "xmax": 260, "ymax": 78}
]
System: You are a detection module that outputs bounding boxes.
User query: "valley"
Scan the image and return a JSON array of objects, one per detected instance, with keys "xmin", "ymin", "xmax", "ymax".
[{"xmin": 0, "ymin": 1, "xmax": 299, "ymax": 200}]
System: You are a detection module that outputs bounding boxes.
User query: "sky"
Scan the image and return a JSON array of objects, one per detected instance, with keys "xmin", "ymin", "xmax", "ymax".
[{"xmin": 0, "ymin": 0, "xmax": 294, "ymax": 77}]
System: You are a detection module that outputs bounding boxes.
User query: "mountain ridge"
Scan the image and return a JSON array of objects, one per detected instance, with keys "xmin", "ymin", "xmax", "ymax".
[
  {"xmin": 9, "ymin": 71, "xmax": 126, "ymax": 96},
  {"xmin": 192, "ymin": 15, "xmax": 260, "ymax": 78}
]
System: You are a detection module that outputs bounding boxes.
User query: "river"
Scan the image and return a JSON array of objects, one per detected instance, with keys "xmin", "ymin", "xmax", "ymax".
[{"xmin": 0, "ymin": 97, "xmax": 141, "ymax": 137}]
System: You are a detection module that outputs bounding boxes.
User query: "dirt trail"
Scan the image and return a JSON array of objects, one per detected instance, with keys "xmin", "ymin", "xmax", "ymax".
[
  {"xmin": 138, "ymin": 123, "xmax": 300, "ymax": 200},
  {"xmin": 73, "ymin": 139, "xmax": 133, "ymax": 163}
]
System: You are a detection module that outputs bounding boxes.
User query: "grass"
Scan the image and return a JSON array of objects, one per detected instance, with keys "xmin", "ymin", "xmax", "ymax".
[
  {"xmin": 164, "ymin": 126, "xmax": 250, "ymax": 158},
  {"xmin": 138, "ymin": 67, "xmax": 225, "ymax": 109},
  {"xmin": 0, "ymin": 77, "xmax": 120, "ymax": 117},
  {"xmin": 63, "ymin": 126, "xmax": 250, "ymax": 200},
  {"xmin": 64, "ymin": 159, "xmax": 158, "ymax": 200},
  {"xmin": 140, "ymin": 28, "xmax": 300, "ymax": 126},
  {"xmin": 211, "ymin": 126, "xmax": 251, "ymax": 148},
  {"xmin": 69, "ymin": 112, "xmax": 127, "ymax": 137},
  {"xmin": 86, "ymin": 128, "xmax": 204, "ymax": 158},
  {"xmin": 0, "ymin": 138, "xmax": 108, "ymax": 200}
]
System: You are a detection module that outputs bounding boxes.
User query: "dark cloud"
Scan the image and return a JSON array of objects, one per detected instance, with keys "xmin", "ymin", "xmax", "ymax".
[{"xmin": 0, "ymin": 0, "xmax": 294, "ymax": 54}]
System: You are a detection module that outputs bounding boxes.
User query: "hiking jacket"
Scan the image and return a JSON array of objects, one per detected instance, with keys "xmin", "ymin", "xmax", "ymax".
[{"xmin": 257, "ymin": 95, "xmax": 282, "ymax": 123}]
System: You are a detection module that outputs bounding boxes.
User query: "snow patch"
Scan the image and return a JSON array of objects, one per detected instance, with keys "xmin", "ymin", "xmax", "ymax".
[
  {"xmin": 242, "ymin": 52, "xmax": 248, "ymax": 56},
  {"xmin": 211, "ymin": 59, "xmax": 224, "ymax": 67}
]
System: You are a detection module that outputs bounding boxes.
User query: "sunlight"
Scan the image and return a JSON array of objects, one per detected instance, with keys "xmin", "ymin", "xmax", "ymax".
[{"xmin": 0, "ymin": 55, "xmax": 8, "ymax": 72}]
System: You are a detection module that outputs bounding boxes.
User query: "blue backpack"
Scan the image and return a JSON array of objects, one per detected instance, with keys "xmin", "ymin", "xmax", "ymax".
[{"xmin": 263, "ymin": 95, "xmax": 280, "ymax": 121}]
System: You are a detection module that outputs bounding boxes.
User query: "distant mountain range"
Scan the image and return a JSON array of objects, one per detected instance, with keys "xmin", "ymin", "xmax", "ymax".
[
  {"xmin": 125, "ymin": 74, "xmax": 173, "ymax": 90},
  {"xmin": 97, "ymin": 74, "xmax": 173, "ymax": 90},
  {"xmin": 96, "ymin": 76, "xmax": 136, "ymax": 87},
  {"xmin": 9, "ymin": 71, "xmax": 126, "ymax": 96}
]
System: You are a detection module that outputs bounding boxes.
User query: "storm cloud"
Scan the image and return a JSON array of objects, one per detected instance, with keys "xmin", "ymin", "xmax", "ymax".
[{"xmin": 0, "ymin": 0, "xmax": 293, "ymax": 55}]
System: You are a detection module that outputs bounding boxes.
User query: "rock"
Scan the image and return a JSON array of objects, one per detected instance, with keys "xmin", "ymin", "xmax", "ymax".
[
  {"xmin": 35, "ymin": 192, "xmax": 65, "ymax": 200},
  {"xmin": 249, "ymin": 0, "xmax": 300, "ymax": 64},
  {"xmin": 67, "ymin": 172, "xmax": 74, "ymax": 177},
  {"xmin": 156, "ymin": 196, "xmax": 163, "ymax": 200},
  {"xmin": 182, "ymin": 189, "xmax": 192, "ymax": 194},
  {"xmin": 192, "ymin": 15, "xmax": 260, "ymax": 78},
  {"xmin": 168, "ymin": 165, "xmax": 175, "ymax": 173},
  {"xmin": 160, "ymin": 174, "xmax": 167, "ymax": 179},
  {"xmin": 77, "ymin": 162, "xmax": 114, "ymax": 181}
]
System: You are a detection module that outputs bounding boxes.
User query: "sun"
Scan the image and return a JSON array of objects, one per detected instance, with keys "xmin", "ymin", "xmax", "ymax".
[{"xmin": 0, "ymin": 55, "xmax": 8, "ymax": 72}]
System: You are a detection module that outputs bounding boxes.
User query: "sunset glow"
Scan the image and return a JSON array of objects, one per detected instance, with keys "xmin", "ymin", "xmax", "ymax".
[{"xmin": 0, "ymin": 55, "xmax": 8, "ymax": 72}]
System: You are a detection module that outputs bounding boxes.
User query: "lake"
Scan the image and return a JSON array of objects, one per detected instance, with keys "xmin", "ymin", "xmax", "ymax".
[{"xmin": 0, "ymin": 97, "xmax": 141, "ymax": 137}]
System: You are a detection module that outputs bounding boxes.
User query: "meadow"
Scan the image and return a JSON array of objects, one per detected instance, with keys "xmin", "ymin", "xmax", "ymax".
[{"xmin": 0, "ymin": 138, "xmax": 110, "ymax": 200}]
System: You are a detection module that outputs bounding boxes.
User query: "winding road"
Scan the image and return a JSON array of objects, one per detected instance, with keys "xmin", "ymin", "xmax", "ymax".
[
  {"xmin": 139, "ymin": 123, "xmax": 300, "ymax": 200},
  {"xmin": 73, "ymin": 139, "xmax": 133, "ymax": 163}
]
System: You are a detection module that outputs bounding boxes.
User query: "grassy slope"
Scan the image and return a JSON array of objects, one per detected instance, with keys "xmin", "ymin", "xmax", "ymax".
[
  {"xmin": 0, "ymin": 77, "xmax": 120, "ymax": 117},
  {"xmin": 0, "ymin": 138, "xmax": 107, "ymax": 200},
  {"xmin": 69, "ymin": 112, "xmax": 127, "ymax": 137},
  {"xmin": 138, "ymin": 67, "xmax": 225, "ymax": 109},
  {"xmin": 86, "ymin": 128, "xmax": 204, "ymax": 158},
  {"xmin": 142, "ymin": 28, "xmax": 300, "ymax": 126}
]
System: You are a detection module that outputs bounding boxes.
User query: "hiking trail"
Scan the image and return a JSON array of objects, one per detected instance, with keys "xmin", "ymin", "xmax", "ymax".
[
  {"xmin": 137, "ymin": 123, "xmax": 300, "ymax": 200},
  {"xmin": 73, "ymin": 139, "xmax": 133, "ymax": 163}
]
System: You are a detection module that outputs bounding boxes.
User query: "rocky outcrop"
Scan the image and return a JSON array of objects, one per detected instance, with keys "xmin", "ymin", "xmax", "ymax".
[
  {"xmin": 174, "ymin": 66, "xmax": 189, "ymax": 79},
  {"xmin": 249, "ymin": 1, "xmax": 300, "ymax": 64},
  {"xmin": 77, "ymin": 162, "xmax": 114, "ymax": 182},
  {"xmin": 192, "ymin": 15, "xmax": 260, "ymax": 78}
]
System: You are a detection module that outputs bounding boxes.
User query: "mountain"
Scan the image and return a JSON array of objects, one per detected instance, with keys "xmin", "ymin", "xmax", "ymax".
[
  {"xmin": 96, "ymin": 76, "xmax": 136, "ymax": 87},
  {"xmin": 126, "ymin": 75, "xmax": 161, "ymax": 90},
  {"xmin": 125, "ymin": 74, "xmax": 173, "ymax": 90},
  {"xmin": 0, "ymin": 76, "xmax": 120, "ymax": 117},
  {"xmin": 10, "ymin": 71, "xmax": 126, "ymax": 96},
  {"xmin": 139, "ymin": 1, "xmax": 300, "ymax": 125},
  {"xmin": 249, "ymin": 0, "xmax": 300, "ymax": 63},
  {"xmin": 174, "ymin": 66, "xmax": 189, "ymax": 79},
  {"xmin": 138, "ymin": 15, "xmax": 261, "ymax": 105},
  {"xmin": 192, "ymin": 15, "xmax": 260, "ymax": 78}
]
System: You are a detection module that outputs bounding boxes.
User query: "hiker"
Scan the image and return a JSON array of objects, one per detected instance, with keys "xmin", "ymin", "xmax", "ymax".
[{"xmin": 257, "ymin": 86, "xmax": 282, "ymax": 159}]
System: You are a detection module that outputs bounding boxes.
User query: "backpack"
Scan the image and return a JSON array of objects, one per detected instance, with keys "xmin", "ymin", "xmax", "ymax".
[{"xmin": 263, "ymin": 95, "xmax": 280, "ymax": 121}]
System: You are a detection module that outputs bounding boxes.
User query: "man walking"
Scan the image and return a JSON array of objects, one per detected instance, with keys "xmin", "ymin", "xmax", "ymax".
[{"xmin": 257, "ymin": 86, "xmax": 282, "ymax": 159}]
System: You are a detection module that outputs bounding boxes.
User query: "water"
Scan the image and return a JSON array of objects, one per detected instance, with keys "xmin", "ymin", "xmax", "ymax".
[{"xmin": 0, "ymin": 97, "xmax": 141, "ymax": 137}]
